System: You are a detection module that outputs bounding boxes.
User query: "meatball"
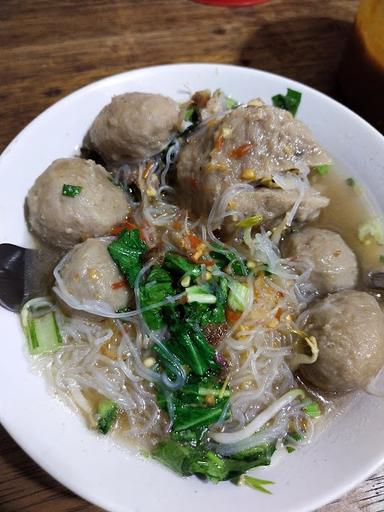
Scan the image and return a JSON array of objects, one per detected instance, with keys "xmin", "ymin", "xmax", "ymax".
[
  {"xmin": 176, "ymin": 104, "xmax": 330, "ymax": 217},
  {"xmin": 222, "ymin": 187, "xmax": 329, "ymax": 238},
  {"xmin": 59, "ymin": 238, "xmax": 133, "ymax": 312},
  {"xmin": 299, "ymin": 290, "xmax": 384, "ymax": 392},
  {"xmin": 281, "ymin": 227, "xmax": 358, "ymax": 295},
  {"xmin": 87, "ymin": 92, "xmax": 180, "ymax": 163},
  {"xmin": 27, "ymin": 158, "xmax": 129, "ymax": 248}
]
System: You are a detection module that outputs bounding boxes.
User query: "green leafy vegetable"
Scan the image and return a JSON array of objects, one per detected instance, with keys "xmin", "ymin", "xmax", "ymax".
[
  {"xmin": 62, "ymin": 184, "xmax": 82, "ymax": 197},
  {"xmin": 272, "ymin": 88, "xmax": 302, "ymax": 116},
  {"xmin": 158, "ymin": 378, "xmax": 230, "ymax": 433},
  {"xmin": 139, "ymin": 266, "xmax": 175, "ymax": 330},
  {"xmin": 380, "ymin": 255, "xmax": 384, "ymax": 263},
  {"xmin": 228, "ymin": 281, "xmax": 250, "ymax": 312},
  {"xmin": 346, "ymin": 177, "xmax": 356, "ymax": 187},
  {"xmin": 108, "ymin": 229, "xmax": 147, "ymax": 287},
  {"xmin": 239, "ymin": 475, "xmax": 274, "ymax": 494},
  {"xmin": 313, "ymin": 164, "xmax": 330, "ymax": 176},
  {"xmin": 164, "ymin": 253, "xmax": 202, "ymax": 278},
  {"xmin": 152, "ymin": 440, "xmax": 275, "ymax": 482},
  {"xmin": 97, "ymin": 399, "xmax": 118, "ymax": 434},
  {"xmin": 173, "ymin": 403, "xmax": 228, "ymax": 432},
  {"xmin": 210, "ymin": 242, "xmax": 249, "ymax": 276},
  {"xmin": 303, "ymin": 401, "xmax": 321, "ymax": 418},
  {"xmin": 286, "ymin": 446, "xmax": 295, "ymax": 454},
  {"xmin": 156, "ymin": 323, "xmax": 219, "ymax": 377}
]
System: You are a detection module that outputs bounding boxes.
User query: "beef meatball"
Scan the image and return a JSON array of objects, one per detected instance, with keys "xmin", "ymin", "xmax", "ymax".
[
  {"xmin": 222, "ymin": 187, "xmax": 329, "ymax": 238},
  {"xmin": 27, "ymin": 158, "xmax": 129, "ymax": 248},
  {"xmin": 176, "ymin": 104, "xmax": 330, "ymax": 217},
  {"xmin": 87, "ymin": 92, "xmax": 180, "ymax": 163},
  {"xmin": 59, "ymin": 238, "xmax": 133, "ymax": 312},
  {"xmin": 281, "ymin": 227, "xmax": 358, "ymax": 295},
  {"xmin": 299, "ymin": 290, "xmax": 384, "ymax": 392}
]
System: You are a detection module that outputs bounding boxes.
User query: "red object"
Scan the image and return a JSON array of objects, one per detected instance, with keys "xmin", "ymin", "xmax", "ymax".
[
  {"xmin": 193, "ymin": 0, "xmax": 269, "ymax": 5},
  {"xmin": 111, "ymin": 280, "xmax": 126, "ymax": 290},
  {"xmin": 230, "ymin": 142, "xmax": 252, "ymax": 158},
  {"xmin": 186, "ymin": 233, "xmax": 203, "ymax": 250},
  {"xmin": 225, "ymin": 308, "xmax": 242, "ymax": 324}
]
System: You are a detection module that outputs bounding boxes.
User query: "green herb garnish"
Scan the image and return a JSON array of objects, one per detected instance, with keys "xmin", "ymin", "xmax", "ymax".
[
  {"xmin": 346, "ymin": 177, "xmax": 356, "ymax": 187},
  {"xmin": 313, "ymin": 164, "xmax": 330, "ymax": 175},
  {"xmin": 97, "ymin": 399, "xmax": 118, "ymax": 434},
  {"xmin": 303, "ymin": 401, "xmax": 321, "ymax": 418},
  {"xmin": 225, "ymin": 97, "xmax": 238, "ymax": 109},
  {"xmin": 239, "ymin": 474, "xmax": 275, "ymax": 494},
  {"xmin": 272, "ymin": 88, "xmax": 302, "ymax": 116},
  {"xmin": 62, "ymin": 184, "xmax": 82, "ymax": 197}
]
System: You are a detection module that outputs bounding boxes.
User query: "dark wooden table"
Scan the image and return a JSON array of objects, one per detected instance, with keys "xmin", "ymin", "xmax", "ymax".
[{"xmin": 1, "ymin": 1, "xmax": 383, "ymax": 510}]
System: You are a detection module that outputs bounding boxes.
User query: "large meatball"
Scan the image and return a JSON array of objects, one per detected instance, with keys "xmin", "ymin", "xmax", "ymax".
[
  {"xmin": 222, "ymin": 187, "xmax": 329, "ymax": 238},
  {"xmin": 87, "ymin": 92, "xmax": 180, "ymax": 163},
  {"xmin": 27, "ymin": 158, "xmax": 129, "ymax": 248},
  {"xmin": 176, "ymin": 104, "xmax": 330, "ymax": 217},
  {"xmin": 281, "ymin": 227, "xmax": 358, "ymax": 295},
  {"xmin": 299, "ymin": 290, "xmax": 384, "ymax": 392},
  {"xmin": 59, "ymin": 238, "xmax": 133, "ymax": 312}
]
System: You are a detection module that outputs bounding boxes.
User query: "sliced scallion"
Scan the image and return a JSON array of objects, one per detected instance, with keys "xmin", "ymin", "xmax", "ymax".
[
  {"xmin": 21, "ymin": 298, "xmax": 62, "ymax": 355},
  {"xmin": 62, "ymin": 184, "xmax": 82, "ymax": 197}
]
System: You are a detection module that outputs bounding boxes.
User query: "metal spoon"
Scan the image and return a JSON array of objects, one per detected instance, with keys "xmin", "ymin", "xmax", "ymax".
[{"xmin": 0, "ymin": 243, "xmax": 62, "ymax": 312}]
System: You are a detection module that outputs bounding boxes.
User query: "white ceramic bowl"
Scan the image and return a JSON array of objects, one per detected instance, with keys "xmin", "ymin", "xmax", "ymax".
[{"xmin": 1, "ymin": 64, "xmax": 384, "ymax": 512}]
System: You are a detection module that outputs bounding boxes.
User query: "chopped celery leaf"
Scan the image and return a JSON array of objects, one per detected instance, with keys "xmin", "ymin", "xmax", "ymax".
[
  {"xmin": 97, "ymin": 399, "xmax": 118, "ymax": 434},
  {"xmin": 62, "ymin": 184, "xmax": 82, "ymax": 197},
  {"xmin": 272, "ymin": 88, "xmax": 302, "ymax": 116},
  {"xmin": 225, "ymin": 97, "xmax": 238, "ymax": 109},
  {"xmin": 303, "ymin": 401, "xmax": 321, "ymax": 418},
  {"xmin": 241, "ymin": 475, "xmax": 274, "ymax": 494},
  {"xmin": 313, "ymin": 164, "xmax": 330, "ymax": 175},
  {"xmin": 346, "ymin": 177, "xmax": 355, "ymax": 186}
]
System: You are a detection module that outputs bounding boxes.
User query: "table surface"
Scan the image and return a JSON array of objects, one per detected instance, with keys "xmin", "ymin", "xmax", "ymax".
[{"xmin": 1, "ymin": 1, "xmax": 384, "ymax": 511}]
